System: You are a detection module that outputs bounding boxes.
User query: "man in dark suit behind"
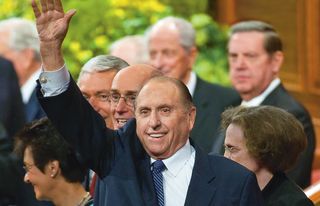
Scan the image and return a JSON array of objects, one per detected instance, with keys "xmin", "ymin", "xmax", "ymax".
[
  {"xmin": 0, "ymin": 18, "xmax": 46, "ymax": 122},
  {"xmin": 146, "ymin": 17, "xmax": 241, "ymax": 153},
  {"xmin": 227, "ymin": 20, "xmax": 315, "ymax": 189},
  {"xmin": 0, "ymin": 57, "xmax": 43, "ymax": 206},
  {"xmin": 0, "ymin": 56, "xmax": 25, "ymax": 138},
  {"xmin": 32, "ymin": 0, "xmax": 262, "ymax": 205}
]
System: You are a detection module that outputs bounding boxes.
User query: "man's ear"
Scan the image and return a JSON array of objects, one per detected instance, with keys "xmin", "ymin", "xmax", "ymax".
[
  {"xmin": 271, "ymin": 51, "xmax": 284, "ymax": 74},
  {"xmin": 187, "ymin": 46, "xmax": 198, "ymax": 69},
  {"xmin": 188, "ymin": 106, "xmax": 197, "ymax": 131}
]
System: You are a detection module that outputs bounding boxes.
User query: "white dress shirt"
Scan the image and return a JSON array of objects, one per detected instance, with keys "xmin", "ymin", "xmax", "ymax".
[
  {"xmin": 241, "ymin": 78, "xmax": 281, "ymax": 107},
  {"xmin": 186, "ymin": 72, "xmax": 197, "ymax": 97},
  {"xmin": 21, "ymin": 69, "xmax": 41, "ymax": 103},
  {"xmin": 151, "ymin": 140, "xmax": 195, "ymax": 206}
]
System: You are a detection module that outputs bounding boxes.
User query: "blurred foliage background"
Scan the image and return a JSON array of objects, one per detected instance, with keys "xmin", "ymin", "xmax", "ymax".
[{"xmin": 0, "ymin": 0, "xmax": 230, "ymax": 85}]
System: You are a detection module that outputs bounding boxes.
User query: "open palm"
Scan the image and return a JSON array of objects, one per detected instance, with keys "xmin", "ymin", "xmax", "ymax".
[{"xmin": 31, "ymin": 0, "xmax": 76, "ymax": 45}]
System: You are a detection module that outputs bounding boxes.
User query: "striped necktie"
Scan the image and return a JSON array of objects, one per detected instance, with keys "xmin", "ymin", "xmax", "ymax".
[{"xmin": 152, "ymin": 160, "xmax": 166, "ymax": 206}]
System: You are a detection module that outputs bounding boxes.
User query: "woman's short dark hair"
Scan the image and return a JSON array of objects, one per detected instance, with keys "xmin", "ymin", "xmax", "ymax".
[
  {"xmin": 14, "ymin": 118, "xmax": 86, "ymax": 183},
  {"xmin": 221, "ymin": 106, "xmax": 306, "ymax": 173}
]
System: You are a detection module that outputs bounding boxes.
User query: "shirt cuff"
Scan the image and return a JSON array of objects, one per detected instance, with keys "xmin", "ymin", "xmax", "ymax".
[{"xmin": 39, "ymin": 64, "xmax": 70, "ymax": 97}]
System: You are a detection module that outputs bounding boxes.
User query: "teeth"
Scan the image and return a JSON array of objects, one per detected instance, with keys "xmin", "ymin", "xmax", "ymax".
[
  {"xmin": 117, "ymin": 119, "xmax": 128, "ymax": 127},
  {"xmin": 149, "ymin": 134, "xmax": 164, "ymax": 138}
]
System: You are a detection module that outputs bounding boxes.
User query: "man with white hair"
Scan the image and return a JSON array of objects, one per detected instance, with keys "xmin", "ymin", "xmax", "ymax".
[
  {"xmin": 109, "ymin": 35, "xmax": 149, "ymax": 64},
  {"xmin": 78, "ymin": 55, "xmax": 129, "ymax": 128},
  {"xmin": 147, "ymin": 16, "xmax": 241, "ymax": 153},
  {"xmin": 0, "ymin": 18, "xmax": 45, "ymax": 122}
]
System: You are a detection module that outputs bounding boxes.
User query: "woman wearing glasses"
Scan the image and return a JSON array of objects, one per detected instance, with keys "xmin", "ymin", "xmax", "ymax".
[
  {"xmin": 222, "ymin": 106, "xmax": 313, "ymax": 206},
  {"xmin": 14, "ymin": 118, "xmax": 93, "ymax": 206}
]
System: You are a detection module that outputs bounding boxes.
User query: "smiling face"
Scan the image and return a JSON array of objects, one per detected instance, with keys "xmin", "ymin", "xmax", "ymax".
[
  {"xmin": 23, "ymin": 146, "xmax": 55, "ymax": 201},
  {"xmin": 228, "ymin": 31, "xmax": 282, "ymax": 101},
  {"xmin": 224, "ymin": 123, "xmax": 259, "ymax": 173},
  {"xmin": 135, "ymin": 79, "xmax": 196, "ymax": 159}
]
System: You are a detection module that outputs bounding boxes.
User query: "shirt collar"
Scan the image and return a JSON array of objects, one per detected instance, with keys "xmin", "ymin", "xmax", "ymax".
[
  {"xmin": 21, "ymin": 69, "xmax": 41, "ymax": 103},
  {"xmin": 241, "ymin": 78, "xmax": 281, "ymax": 107},
  {"xmin": 186, "ymin": 72, "xmax": 197, "ymax": 96},
  {"xmin": 151, "ymin": 139, "xmax": 195, "ymax": 177}
]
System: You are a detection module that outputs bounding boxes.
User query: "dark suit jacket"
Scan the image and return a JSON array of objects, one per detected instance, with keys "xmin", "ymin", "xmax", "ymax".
[
  {"xmin": 38, "ymin": 78, "xmax": 262, "ymax": 206},
  {"xmin": 192, "ymin": 77, "xmax": 241, "ymax": 153},
  {"xmin": 24, "ymin": 89, "xmax": 46, "ymax": 122},
  {"xmin": 261, "ymin": 84, "xmax": 315, "ymax": 189},
  {"xmin": 0, "ymin": 57, "xmax": 25, "ymax": 138},
  {"xmin": 262, "ymin": 172, "xmax": 313, "ymax": 206}
]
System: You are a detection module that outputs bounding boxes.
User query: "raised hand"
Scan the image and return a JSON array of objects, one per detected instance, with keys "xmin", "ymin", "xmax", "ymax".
[
  {"xmin": 32, "ymin": 0, "xmax": 76, "ymax": 46},
  {"xmin": 31, "ymin": 0, "xmax": 76, "ymax": 70}
]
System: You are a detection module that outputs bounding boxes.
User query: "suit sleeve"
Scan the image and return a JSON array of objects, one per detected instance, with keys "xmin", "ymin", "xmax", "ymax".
[
  {"xmin": 37, "ymin": 77, "xmax": 119, "ymax": 176},
  {"xmin": 239, "ymin": 172, "xmax": 263, "ymax": 206},
  {"xmin": 287, "ymin": 108, "xmax": 315, "ymax": 189}
]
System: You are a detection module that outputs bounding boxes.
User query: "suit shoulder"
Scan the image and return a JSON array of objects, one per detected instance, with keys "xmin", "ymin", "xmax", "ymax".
[
  {"xmin": 208, "ymin": 154, "xmax": 253, "ymax": 177},
  {"xmin": 265, "ymin": 86, "xmax": 311, "ymax": 118},
  {"xmin": 195, "ymin": 77, "xmax": 241, "ymax": 104}
]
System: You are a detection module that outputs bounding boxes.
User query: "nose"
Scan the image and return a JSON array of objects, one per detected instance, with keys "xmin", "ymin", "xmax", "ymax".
[
  {"xmin": 148, "ymin": 111, "xmax": 161, "ymax": 129},
  {"xmin": 233, "ymin": 55, "xmax": 247, "ymax": 69},
  {"xmin": 151, "ymin": 53, "xmax": 164, "ymax": 71},
  {"xmin": 115, "ymin": 98, "xmax": 130, "ymax": 114},
  {"xmin": 24, "ymin": 173, "xmax": 30, "ymax": 183}
]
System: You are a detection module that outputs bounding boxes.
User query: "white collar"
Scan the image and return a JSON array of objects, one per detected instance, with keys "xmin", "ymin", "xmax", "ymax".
[
  {"xmin": 21, "ymin": 69, "xmax": 41, "ymax": 103},
  {"xmin": 186, "ymin": 72, "xmax": 197, "ymax": 97},
  {"xmin": 151, "ymin": 139, "xmax": 195, "ymax": 177},
  {"xmin": 241, "ymin": 78, "xmax": 281, "ymax": 107}
]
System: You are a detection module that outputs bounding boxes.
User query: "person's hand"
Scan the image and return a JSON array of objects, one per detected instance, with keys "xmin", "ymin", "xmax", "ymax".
[{"xmin": 31, "ymin": 0, "xmax": 76, "ymax": 70}]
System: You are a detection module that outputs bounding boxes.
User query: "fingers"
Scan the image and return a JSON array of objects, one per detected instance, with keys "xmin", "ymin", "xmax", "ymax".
[
  {"xmin": 31, "ymin": 0, "xmax": 41, "ymax": 18},
  {"xmin": 40, "ymin": 0, "xmax": 48, "ymax": 13},
  {"xmin": 31, "ymin": 0, "xmax": 65, "ymax": 16},
  {"xmin": 65, "ymin": 9, "xmax": 77, "ymax": 24},
  {"xmin": 47, "ymin": 0, "xmax": 54, "ymax": 11},
  {"xmin": 54, "ymin": 0, "xmax": 64, "ymax": 12}
]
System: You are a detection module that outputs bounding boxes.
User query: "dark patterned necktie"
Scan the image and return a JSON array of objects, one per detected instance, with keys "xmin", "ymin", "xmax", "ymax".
[{"xmin": 152, "ymin": 160, "xmax": 166, "ymax": 206}]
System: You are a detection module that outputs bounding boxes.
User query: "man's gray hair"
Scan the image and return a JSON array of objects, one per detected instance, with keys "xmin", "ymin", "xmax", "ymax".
[
  {"xmin": 109, "ymin": 35, "xmax": 149, "ymax": 64},
  {"xmin": 229, "ymin": 20, "xmax": 282, "ymax": 54},
  {"xmin": 146, "ymin": 16, "xmax": 196, "ymax": 51},
  {"xmin": 0, "ymin": 18, "xmax": 40, "ymax": 61},
  {"xmin": 78, "ymin": 55, "xmax": 129, "ymax": 81}
]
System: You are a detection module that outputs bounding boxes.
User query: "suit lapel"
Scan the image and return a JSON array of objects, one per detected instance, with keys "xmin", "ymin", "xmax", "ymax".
[
  {"xmin": 192, "ymin": 77, "xmax": 210, "ymax": 137},
  {"xmin": 137, "ymin": 151, "xmax": 158, "ymax": 205},
  {"xmin": 261, "ymin": 84, "xmax": 283, "ymax": 105},
  {"xmin": 185, "ymin": 145, "xmax": 216, "ymax": 206}
]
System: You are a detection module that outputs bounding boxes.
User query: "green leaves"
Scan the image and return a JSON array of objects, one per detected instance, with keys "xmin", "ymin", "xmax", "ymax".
[{"xmin": 1, "ymin": 0, "xmax": 230, "ymax": 85}]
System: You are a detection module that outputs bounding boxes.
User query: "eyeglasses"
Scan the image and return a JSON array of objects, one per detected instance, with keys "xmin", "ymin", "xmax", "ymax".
[
  {"xmin": 224, "ymin": 145, "xmax": 240, "ymax": 155},
  {"xmin": 83, "ymin": 93, "xmax": 110, "ymax": 102},
  {"xmin": 110, "ymin": 93, "xmax": 137, "ymax": 107},
  {"xmin": 23, "ymin": 163, "xmax": 35, "ymax": 173}
]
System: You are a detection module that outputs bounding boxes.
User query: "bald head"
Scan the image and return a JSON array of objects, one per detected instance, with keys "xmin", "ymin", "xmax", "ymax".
[
  {"xmin": 112, "ymin": 64, "xmax": 162, "ymax": 92},
  {"xmin": 110, "ymin": 64, "xmax": 162, "ymax": 129}
]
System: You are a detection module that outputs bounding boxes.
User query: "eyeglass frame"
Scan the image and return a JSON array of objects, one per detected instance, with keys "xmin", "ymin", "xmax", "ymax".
[
  {"xmin": 109, "ymin": 91, "xmax": 137, "ymax": 107},
  {"xmin": 23, "ymin": 163, "xmax": 36, "ymax": 173}
]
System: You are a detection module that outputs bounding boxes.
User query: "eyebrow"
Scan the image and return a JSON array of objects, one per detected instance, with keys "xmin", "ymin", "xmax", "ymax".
[{"xmin": 110, "ymin": 90, "xmax": 138, "ymax": 95}]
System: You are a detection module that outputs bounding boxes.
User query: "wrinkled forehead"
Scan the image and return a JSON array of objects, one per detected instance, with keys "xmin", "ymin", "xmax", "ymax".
[{"xmin": 136, "ymin": 79, "xmax": 180, "ymax": 104}]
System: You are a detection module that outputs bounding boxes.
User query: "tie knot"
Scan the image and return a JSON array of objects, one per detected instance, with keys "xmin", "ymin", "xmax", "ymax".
[{"xmin": 153, "ymin": 160, "xmax": 166, "ymax": 173}]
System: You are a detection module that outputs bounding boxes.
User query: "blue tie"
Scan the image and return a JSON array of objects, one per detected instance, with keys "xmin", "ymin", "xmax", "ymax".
[{"xmin": 152, "ymin": 160, "xmax": 166, "ymax": 206}]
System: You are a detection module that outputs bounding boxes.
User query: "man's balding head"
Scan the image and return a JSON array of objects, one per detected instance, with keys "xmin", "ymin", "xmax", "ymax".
[{"xmin": 110, "ymin": 64, "xmax": 162, "ymax": 129}]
